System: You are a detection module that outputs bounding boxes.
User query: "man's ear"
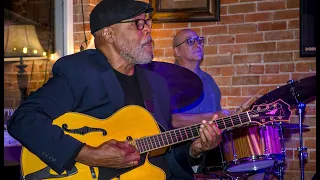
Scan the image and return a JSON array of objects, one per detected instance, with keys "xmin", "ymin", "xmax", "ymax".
[
  {"xmin": 174, "ymin": 47, "xmax": 181, "ymax": 57},
  {"xmin": 101, "ymin": 27, "xmax": 114, "ymax": 43}
]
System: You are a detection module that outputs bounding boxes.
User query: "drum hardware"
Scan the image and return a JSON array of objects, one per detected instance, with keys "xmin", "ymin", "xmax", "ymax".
[{"xmin": 287, "ymin": 79, "xmax": 308, "ymax": 180}]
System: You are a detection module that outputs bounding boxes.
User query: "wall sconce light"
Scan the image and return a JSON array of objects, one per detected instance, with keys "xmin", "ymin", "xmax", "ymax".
[{"xmin": 4, "ymin": 24, "xmax": 47, "ymax": 102}]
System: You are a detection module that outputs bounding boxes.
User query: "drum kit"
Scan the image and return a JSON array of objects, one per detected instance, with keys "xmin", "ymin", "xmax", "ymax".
[
  {"xmin": 143, "ymin": 62, "xmax": 316, "ymax": 180},
  {"xmin": 3, "ymin": 61, "xmax": 316, "ymax": 180},
  {"xmin": 199, "ymin": 75, "xmax": 316, "ymax": 180}
]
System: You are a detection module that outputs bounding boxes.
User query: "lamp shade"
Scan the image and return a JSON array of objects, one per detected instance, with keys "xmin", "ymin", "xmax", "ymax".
[{"xmin": 4, "ymin": 25, "xmax": 45, "ymax": 58}]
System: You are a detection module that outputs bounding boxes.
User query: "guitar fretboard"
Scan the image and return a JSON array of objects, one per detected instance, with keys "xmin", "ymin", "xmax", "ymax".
[{"xmin": 135, "ymin": 111, "xmax": 251, "ymax": 153}]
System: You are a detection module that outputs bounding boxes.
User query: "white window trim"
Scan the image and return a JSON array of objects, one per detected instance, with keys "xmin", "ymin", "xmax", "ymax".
[{"xmin": 55, "ymin": 0, "xmax": 74, "ymax": 58}]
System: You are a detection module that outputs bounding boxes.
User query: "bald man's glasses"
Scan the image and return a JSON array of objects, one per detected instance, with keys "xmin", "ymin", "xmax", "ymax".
[
  {"xmin": 175, "ymin": 36, "xmax": 205, "ymax": 47},
  {"xmin": 120, "ymin": 19, "xmax": 152, "ymax": 30}
]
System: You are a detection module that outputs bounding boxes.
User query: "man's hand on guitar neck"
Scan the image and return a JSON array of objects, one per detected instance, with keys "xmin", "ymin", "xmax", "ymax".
[
  {"xmin": 76, "ymin": 139, "xmax": 140, "ymax": 168},
  {"xmin": 189, "ymin": 114, "xmax": 222, "ymax": 158}
]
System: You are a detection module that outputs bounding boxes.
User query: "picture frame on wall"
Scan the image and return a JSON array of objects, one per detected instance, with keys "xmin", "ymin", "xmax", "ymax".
[
  {"xmin": 300, "ymin": 0, "xmax": 316, "ymax": 57},
  {"xmin": 149, "ymin": 0, "xmax": 220, "ymax": 23}
]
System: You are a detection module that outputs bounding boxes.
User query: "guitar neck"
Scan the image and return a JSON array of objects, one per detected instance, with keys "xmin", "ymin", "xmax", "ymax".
[{"xmin": 135, "ymin": 111, "xmax": 252, "ymax": 154}]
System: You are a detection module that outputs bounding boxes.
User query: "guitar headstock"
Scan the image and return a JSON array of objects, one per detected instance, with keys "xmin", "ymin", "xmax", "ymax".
[{"xmin": 248, "ymin": 99, "xmax": 292, "ymax": 125}]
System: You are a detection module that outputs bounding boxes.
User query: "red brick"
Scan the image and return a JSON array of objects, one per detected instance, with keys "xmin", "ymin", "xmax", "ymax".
[
  {"xmin": 4, "ymin": 64, "xmax": 13, "ymax": 72},
  {"xmin": 214, "ymin": 76, "xmax": 232, "ymax": 86},
  {"xmin": 163, "ymin": 23, "xmax": 189, "ymax": 29},
  {"xmin": 221, "ymin": 66, "xmax": 235, "ymax": 76},
  {"xmin": 265, "ymin": 64, "xmax": 280, "ymax": 73},
  {"xmin": 257, "ymin": 1, "xmax": 286, "ymax": 11},
  {"xmin": 291, "ymin": 73, "xmax": 316, "ymax": 81},
  {"xmin": 203, "ymin": 46, "xmax": 218, "ymax": 55},
  {"xmin": 285, "ymin": 149, "xmax": 294, "ymax": 159},
  {"xmin": 208, "ymin": 35, "xmax": 235, "ymax": 45},
  {"xmin": 247, "ymin": 42, "xmax": 276, "ymax": 53},
  {"xmin": 241, "ymin": 86, "xmax": 271, "ymax": 96},
  {"xmin": 151, "ymin": 29, "xmax": 176, "ymax": 39},
  {"xmin": 293, "ymin": 52, "xmax": 317, "ymax": 61},
  {"xmin": 277, "ymin": 40, "xmax": 299, "ymax": 51},
  {"xmin": 4, "ymin": 82, "xmax": 18, "ymax": 90},
  {"xmin": 206, "ymin": 67, "xmax": 221, "ymax": 76},
  {"xmin": 220, "ymin": 6, "xmax": 228, "ymax": 15},
  {"xmin": 219, "ymin": 44, "xmax": 247, "ymax": 54},
  {"xmin": 234, "ymin": 54, "xmax": 262, "ymax": 64},
  {"xmin": 202, "ymin": 26, "xmax": 228, "ymax": 35},
  {"xmin": 236, "ymin": 33, "xmax": 263, "ymax": 43},
  {"xmin": 73, "ymin": 23, "xmax": 90, "ymax": 32},
  {"xmin": 164, "ymin": 48, "xmax": 173, "ymax": 57},
  {"xmin": 295, "ymin": 62, "xmax": 316, "ymax": 72},
  {"xmin": 283, "ymin": 138, "xmax": 299, "ymax": 148},
  {"xmin": 283, "ymin": 170, "xmax": 315, "ymax": 180},
  {"xmin": 264, "ymin": 52, "xmax": 294, "ymax": 62},
  {"xmin": 245, "ymin": 12, "xmax": 272, "ymax": 22},
  {"xmin": 228, "ymin": 3, "xmax": 256, "ymax": 14},
  {"xmin": 236, "ymin": 65, "xmax": 249, "ymax": 75},
  {"xmin": 221, "ymin": 97, "xmax": 227, "ymax": 107},
  {"xmin": 289, "ymin": 116, "xmax": 316, "ymax": 126},
  {"xmin": 227, "ymin": 97, "xmax": 252, "ymax": 107},
  {"xmin": 288, "ymin": 19, "xmax": 299, "ymax": 29},
  {"xmin": 265, "ymin": 31, "xmax": 294, "ymax": 41},
  {"xmin": 154, "ymin": 39, "xmax": 172, "ymax": 48},
  {"xmin": 219, "ymin": 87, "xmax": 241, "ymax": 96},
  {"xmin": 4, "ymin": 90, "xmax": 20, "ymax": 99},
  {"xmin": 232, "ymin": 76, "xmax": 260, "ymax": 85},
  {"xmin": 152, "ymin": 23, "xmax": 163, "ymax": 29},
  {"xmin": 190, "ymin": 22, "xmax": 216, "ymax": 27},
  {"xmin": 229, "ymin": 24, "xmax": 257, "ymax": 34},
  {"xmin": 204, "ymin": 56, "xmax": 232, "ymax": 66},
  {"xmin": 221, "ymin": 0, "xmax": 239, "ymax": 4},
  {"xmin": 287, "ymin": 160, "xmax": 316, "ymax": 171},
  {"xmin": 249, "ymin": 65, "xmax": 264, "ymax": 74},
  {"xmin": 153, "ymin": 49, "xmax": 164, "ymax": 57},
  {"xmin": 280, "ymin": 63, "xmax": 294, "ymax": 72},
  {"xmin": 304, "ymin": 139, "xmax": 316, "ymax": 149},
  {"xmin": 218, "ymin": 14, "xmax": 244, "ymax": 24},
  {"xmin": 287, "ymin": 0, "xmax": 299, "ymax": 8},
  {"xmin": 273, "ymin": 9, "xmax": 299, "ymax": 20},
  {"xmin": 258, "ymin": 21, "xmax": 287, "ymax": 31},
  {"xmin": 261, "ymin": 74, "xmax": 290, "ymax": 84},
  {"xmin": 309, "ymin": 151, "xmax": 316, "ymax": 160}
]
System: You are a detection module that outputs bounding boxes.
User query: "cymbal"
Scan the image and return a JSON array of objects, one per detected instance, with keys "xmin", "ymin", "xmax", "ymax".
[
  {"xmin": 140, "ymin": 61, "xmax": 203, "ymax": 111},
  {"xmin": 252, "ymin": 75, "xmax": 316, "ymax": 107}
]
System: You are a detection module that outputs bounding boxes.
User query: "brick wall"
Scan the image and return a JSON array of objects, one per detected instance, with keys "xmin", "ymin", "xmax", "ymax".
[
  {"xmin": 43, "ymin": 0, "xmax": 319, "ymax": 178},
  {"xmin": 4, "ymin": 60, "xmax": 54, "ymax": 109}
]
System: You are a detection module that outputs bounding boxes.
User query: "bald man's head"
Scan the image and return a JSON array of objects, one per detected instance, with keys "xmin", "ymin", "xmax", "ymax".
[{"xmin": 172, "ymin": 29, "xmax": 196, "ymax": 48}]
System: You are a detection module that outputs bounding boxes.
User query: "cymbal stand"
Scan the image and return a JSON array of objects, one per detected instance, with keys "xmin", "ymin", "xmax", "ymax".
[{"xmin": 287, "ymin": 80, "xmax": 308, "ymax": 180}]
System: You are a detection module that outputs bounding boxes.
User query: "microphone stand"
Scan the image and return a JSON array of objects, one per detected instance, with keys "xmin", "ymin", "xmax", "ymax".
[{"xmin": 287, "ymin": 80, "xmax": 308, "ymax": 180}]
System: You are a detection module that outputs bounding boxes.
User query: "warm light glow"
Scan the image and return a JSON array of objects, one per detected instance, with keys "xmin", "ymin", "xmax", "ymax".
[
  {"xmin": 33, "ymin": 50, "xmax": 38, "ymax": 54},
  {"xmin": 43, "ymin": 52, "xmax": 47, "ymax": 56},
  {"xmin": 50, "ymin": 53, "xmax": 55, "ymax": 60},
  {"xmin": 13, "ymin": 48, "xmax": 16, "ymax": 51},
  {"xmin": 23, "ymin": 47, "xmax": 27, "ymax": 54}
]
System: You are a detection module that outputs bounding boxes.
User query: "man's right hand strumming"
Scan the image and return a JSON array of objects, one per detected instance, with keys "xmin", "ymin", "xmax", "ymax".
[{"xmin": 76, "ymin": 139, "xmax": 140, "ymax": 168}]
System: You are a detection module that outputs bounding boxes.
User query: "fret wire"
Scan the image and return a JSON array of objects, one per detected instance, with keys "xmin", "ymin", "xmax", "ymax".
[
  {"xmin": 154, "ymin": 135, "xmax": 160, "ymax": 148},
  {"xmin": 160, "ymin": 133, "xmax": 165, "ymax": 146},
  {"xmin": 147, "ymin": 136, "xmax": 153, "ymax": 150}
]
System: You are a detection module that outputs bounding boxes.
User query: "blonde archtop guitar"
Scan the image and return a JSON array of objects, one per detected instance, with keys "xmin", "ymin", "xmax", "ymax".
[{"xmin": 21, "ymin": 99, "xmax": 291, "ymax": 180}]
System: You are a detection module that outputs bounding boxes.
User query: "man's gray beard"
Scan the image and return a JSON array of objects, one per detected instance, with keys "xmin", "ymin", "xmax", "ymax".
[{"xmin": 116, "ymin": 40, "xmax": 153, "ymax": 65}]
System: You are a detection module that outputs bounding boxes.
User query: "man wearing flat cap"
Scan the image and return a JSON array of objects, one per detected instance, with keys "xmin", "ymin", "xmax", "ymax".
[{"xmin": 7, "ymin": 0, "xmax": 222, "ymax": 179}]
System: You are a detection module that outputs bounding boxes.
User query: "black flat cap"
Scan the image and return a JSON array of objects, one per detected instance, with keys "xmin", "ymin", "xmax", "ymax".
[{"xmin": 90, "ymin": 0, "xmax": 154, "ymax": 34}]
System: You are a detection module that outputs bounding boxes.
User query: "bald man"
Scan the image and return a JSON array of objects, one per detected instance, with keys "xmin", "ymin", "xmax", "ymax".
[{"xmin": 171, "ymin": 29, "xmax": 224, "ymax": 174}]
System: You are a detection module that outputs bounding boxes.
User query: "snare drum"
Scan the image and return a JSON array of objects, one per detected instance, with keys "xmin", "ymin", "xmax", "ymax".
[{"xmin": 221, "ymin": 124, "xmax": 285, "ymax": 173}]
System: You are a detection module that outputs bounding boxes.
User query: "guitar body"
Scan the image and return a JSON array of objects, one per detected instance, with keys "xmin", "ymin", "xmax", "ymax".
[{"xmin": 21, "ymin": 105, "xmax": 166, "ymax": 180}]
